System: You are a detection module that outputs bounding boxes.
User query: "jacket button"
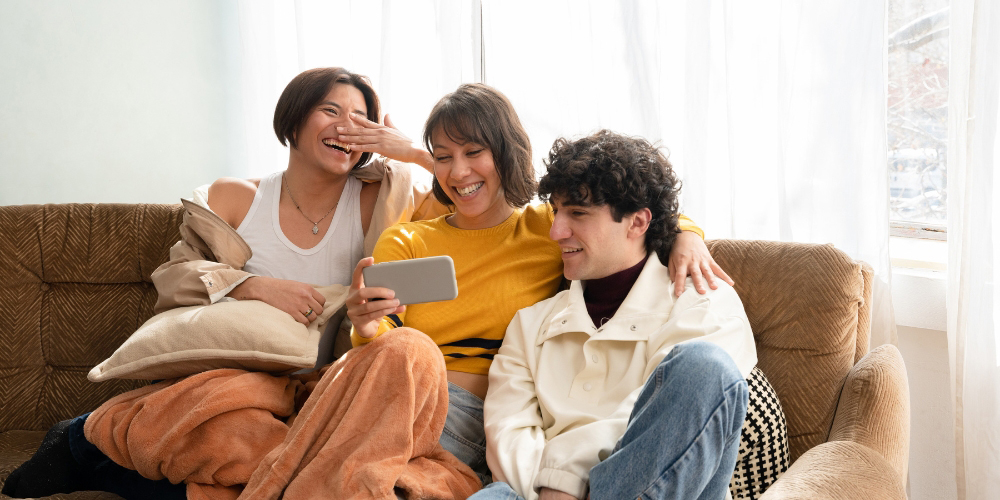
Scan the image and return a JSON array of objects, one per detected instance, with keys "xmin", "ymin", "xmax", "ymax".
[
  {"xmin": 592, "ymin": 354, "xmax": 599, "ymax": 363},
  {"xmin": 630, "ymin": 325, "xmax": 637, "ymax": 331},
  {"xmin": 561, "ymin": 319, "xmax": 567, "ymax": 325},
  {"xmin": 583, "ymin": 383, "xmax": 593, "ymax": 391}
]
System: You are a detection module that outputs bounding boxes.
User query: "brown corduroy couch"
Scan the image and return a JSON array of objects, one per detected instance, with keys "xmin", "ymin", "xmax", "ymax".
[{"xmin": 0, "ymin": 203, "xmax": 909, "ymax": 499}]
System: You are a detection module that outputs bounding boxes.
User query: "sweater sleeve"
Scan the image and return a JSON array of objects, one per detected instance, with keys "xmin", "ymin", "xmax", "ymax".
[
  {"xmin": 351, "ymin": 224, "xmax": 414, "ymax": 347},
  {"xmin": 678, "ymin": 213, "xmax": 703, "ymax": 239}
]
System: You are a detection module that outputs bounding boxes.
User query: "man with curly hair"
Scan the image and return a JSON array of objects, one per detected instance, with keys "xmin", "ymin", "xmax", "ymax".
[{"xmin": 470, "ymin": 130, "xmax": 757, "ymax": 500}]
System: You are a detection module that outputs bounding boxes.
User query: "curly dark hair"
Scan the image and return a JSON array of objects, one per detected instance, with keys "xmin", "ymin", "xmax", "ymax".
[
  {"xmin": 422, "ymin": 83, "xmax": 536, "ymax": 207},
  {"xmin": 538, "ymin": 130, "xmax": 682, "ymax": 262}
]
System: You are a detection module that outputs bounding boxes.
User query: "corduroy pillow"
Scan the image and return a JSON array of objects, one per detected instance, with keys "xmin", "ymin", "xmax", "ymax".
[{"xmin": 88, "ymin": 285, "xmax": 348, "ymax": 382}]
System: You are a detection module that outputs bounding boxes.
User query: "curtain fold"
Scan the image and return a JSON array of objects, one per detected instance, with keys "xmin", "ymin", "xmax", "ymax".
[
  {"xmin": 947, "ymin": 0, "xmax": 1000, "ymax": 497},
  {"xmin": 235, "ymin": 0, "xmax": 478, "ymax": 178},
  {"xmin": 483, "ymin": 0, "xmax": 895, "ymax": 347}
]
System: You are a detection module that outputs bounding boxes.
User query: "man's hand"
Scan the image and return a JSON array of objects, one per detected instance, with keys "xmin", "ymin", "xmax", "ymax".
[
  {"xmin": 227, "ymin": 276, "xmax": 325, "ymax": 325},
  {"xmin": 337, "ymin": 113, "xmax": 434, "ymax": 171},
  {"xmin": 539, "ymin": 487, "xmax": 580, "ymax": 500},
  {"xmin": 668, "ymin": 230, "xmax": 735, "ymax": 297},
  {"xmin": 346, "ymin": 257, "xmax": 405, "ymax": 338}
]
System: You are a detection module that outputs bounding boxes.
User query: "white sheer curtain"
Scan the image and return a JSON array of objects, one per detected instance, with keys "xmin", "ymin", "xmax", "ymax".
[
  {"xmin": 483, "ymin": 0, "xmax": 896, "ymax": 347},
  {"xmin": 947, "ymin": 0, "xmax": 1000, "ymax": 496},
  {"xmin": 237, "ymin": 0, "xmax": 895, "ymax": 345},
  {"xmin": 235, "ymin": 0, "xmax": 481, "ymax": 179}
]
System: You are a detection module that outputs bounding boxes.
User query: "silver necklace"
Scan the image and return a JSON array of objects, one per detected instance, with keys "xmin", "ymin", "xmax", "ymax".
[{"xmin": 282, "ymin": 172, "xmax": 337, "ymax": 234}]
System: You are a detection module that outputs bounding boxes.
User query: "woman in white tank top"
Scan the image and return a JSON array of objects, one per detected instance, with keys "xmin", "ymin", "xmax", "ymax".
[{"xmin": 207, "ymin": 68, "xmax": 436, "ymax": 325}]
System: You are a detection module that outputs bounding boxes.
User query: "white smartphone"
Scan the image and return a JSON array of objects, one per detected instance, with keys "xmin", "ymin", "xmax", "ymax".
[{"xmin": 361, "ymin": 255, "xmax": 459, "ymax": 305}]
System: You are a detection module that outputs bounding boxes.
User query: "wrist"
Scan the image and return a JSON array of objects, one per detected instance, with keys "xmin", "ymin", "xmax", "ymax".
[
  {"xmin": 412, "ymin": 149, "xmax": 434, "ymax": 172},
  {"xmin": 228, "ymin": 276, "xmax": 260, "ymax": 300}
]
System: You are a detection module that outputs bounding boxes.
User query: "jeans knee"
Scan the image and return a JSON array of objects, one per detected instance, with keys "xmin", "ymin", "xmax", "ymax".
[{"xmin": 661, "ymin": 342, "xmax": 744, "ymax": 387}]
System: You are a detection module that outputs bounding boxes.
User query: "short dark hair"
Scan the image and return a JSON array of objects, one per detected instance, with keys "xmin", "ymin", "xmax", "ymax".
[
  {"xmin": 539, "ymin": 130, "xmax": 682, "ymax": 261},
  {"xmin": 273, "ymin": 67, "xmax": 381, "ymax": 169},
  {"xmin": 422, "ymin": 83, "xmax": 536, "ymax": 207}
]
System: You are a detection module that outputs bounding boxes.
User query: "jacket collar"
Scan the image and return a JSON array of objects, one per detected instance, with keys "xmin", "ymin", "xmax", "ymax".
[{"xmin": 538, "ymin": 254, "xmax": 677, "ymax": 345}]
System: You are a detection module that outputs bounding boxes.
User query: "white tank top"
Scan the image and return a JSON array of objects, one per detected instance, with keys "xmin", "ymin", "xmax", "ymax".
[{"xmin": 236, "ymin": 171, "xmax": 364, "ymax": 287}]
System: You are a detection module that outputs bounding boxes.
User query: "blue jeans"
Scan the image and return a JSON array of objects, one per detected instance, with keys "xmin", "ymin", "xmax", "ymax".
[
  {"xmin": 440, "ymin": 381, "xmax": 492, "ymax": 486},
  {"xmin": 68, "ymin": 383, "xmax": 490, "ymax": 496},
  {"xmin": 470, "ymin": 342, "xmax": 748, "ymax": 500}
]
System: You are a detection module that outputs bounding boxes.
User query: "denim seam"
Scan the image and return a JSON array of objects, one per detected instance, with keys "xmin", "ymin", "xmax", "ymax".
[
  {"xmin": 442, "ymin": 425, "xmax": 486, "ymax": 451},
  {"xmin": 638, "ymin": 380, "xmax": 746, "ymax": 500},
  {"xmin": 448, "ymin": 401, "xmax": 484, "ymax": 422}
]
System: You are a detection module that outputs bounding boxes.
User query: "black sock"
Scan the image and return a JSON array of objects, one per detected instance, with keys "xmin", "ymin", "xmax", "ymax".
[{"xmin": 1, "ymin": 419, "xmax": 87, "ymax": 497}]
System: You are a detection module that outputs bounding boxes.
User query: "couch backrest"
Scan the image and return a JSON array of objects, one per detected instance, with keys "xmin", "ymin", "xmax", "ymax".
[
  {"xmin": 0, "ymin": 203, "xmax": 183, "ymax": 432},
  {"xmin": 0, "ymin": 205, "xmax": 873, "ymax": 460},
  {"xmin": 706, "ymin": 239, "xmax": 873, "ymax": 462}
]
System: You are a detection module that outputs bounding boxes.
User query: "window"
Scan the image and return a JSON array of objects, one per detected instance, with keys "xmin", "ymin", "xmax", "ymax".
[{"xmin": 887, "ymin": 0, "xmax": 950, "ymax": 240}]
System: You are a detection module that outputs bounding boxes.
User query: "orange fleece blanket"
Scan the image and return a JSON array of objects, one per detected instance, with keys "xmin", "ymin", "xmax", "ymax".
[{"xmin": 84, "ymin": 329, "xmax": 481, "ymax": 499}]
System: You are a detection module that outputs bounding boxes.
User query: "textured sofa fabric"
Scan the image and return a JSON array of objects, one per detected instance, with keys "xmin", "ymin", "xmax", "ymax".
[
  {"xmin": 0, "ymin": 204, "xmax": 909, "ymax": 499},
  {"xmin": 1, "ymin": 204, "xmax": 184, "ymax": 500}
]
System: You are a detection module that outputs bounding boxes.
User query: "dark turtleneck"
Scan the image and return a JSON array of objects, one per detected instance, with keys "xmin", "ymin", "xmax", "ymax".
[{"xmin": 583, "ymin": 253, "xmax": 649, "ymax": 327}]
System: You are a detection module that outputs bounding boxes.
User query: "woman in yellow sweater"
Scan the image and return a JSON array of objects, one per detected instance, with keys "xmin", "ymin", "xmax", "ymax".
[{"xmin": 343, "ymin": 83, "xmax": 729, "ymax": 487}]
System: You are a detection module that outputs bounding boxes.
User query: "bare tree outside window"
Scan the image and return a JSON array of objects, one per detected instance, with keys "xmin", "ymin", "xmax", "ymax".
[{"xmin": 888, "ymin": 0, "xmax": 949, "ymax": 232}]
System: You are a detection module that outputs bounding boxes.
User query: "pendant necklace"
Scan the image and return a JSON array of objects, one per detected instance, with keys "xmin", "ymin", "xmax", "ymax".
[{"xmin": 282, "ymin": 172, "xmax": 337, "ymax": 235}]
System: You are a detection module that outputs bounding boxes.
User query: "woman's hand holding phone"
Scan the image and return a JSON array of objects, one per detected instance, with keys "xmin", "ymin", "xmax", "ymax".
[{"xmin": 347, "ymin": 257, "xmax": 405, "ymax": 338}]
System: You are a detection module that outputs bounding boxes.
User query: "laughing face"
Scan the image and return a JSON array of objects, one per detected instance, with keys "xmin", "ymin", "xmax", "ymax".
[
  {"xmin": 290, "ymin": 83, "xmax": 367, "ymax": 175},
  {"xmin": 430, "ymin": 127, "xmax": 514, "ymax": 229},
  {"xmin": 549, "ymin": 197, "xmax": 650, "ymax": 281}
]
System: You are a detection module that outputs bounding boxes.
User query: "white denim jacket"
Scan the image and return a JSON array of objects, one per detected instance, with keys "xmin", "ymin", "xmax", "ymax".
[{"xmin": 484, "ymin": 254, "xmax": 757, "ymax": 500}]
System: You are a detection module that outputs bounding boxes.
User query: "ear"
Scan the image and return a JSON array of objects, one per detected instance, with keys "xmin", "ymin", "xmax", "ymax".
[{"xmin": 627, "ymin": 208, "xmax": 652, "ymax": 239}]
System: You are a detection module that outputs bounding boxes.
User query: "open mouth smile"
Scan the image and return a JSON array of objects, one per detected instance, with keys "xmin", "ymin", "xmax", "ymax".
[
  {"xmin": 322, "ymin": 139, "xmax": 352, "ymax": 154},
  {"xmin": 455, "ymin": 182, "xmax": 484, "ymax": 197}
]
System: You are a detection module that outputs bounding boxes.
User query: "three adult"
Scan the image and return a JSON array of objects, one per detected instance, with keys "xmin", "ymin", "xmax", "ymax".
[{"xmin": 3, "ymin": 73, "xmax": 731, "ymax": 499}]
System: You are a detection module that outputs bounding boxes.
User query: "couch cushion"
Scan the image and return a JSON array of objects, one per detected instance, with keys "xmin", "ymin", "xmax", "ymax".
[
  {"xmin": 707, "ymin": 240, "xmax": 866, "ymax": 461},
  {"xmin": 0, "ymin": 204, "xmax": 183, "ymax": 433}
]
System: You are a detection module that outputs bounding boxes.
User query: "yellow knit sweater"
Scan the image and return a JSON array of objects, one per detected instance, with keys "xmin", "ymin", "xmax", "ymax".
[{"xmin": 352, "ymin": 203, "xmax": 701, "ymax": 375}]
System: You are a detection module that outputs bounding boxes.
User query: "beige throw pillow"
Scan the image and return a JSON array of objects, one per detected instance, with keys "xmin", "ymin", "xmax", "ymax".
[{"xmin": 88, "ymin": 285, "xmax": 349, "ymax": 382}]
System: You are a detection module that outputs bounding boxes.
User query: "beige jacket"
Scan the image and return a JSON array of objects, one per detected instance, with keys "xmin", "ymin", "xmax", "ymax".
[
  {"xmin": 150, "ymin": 158, "xmax": 449, "ymax": 314},
  {"xmin": 484, "ymin": 254, "xmax": 757, "ymax": 500}
]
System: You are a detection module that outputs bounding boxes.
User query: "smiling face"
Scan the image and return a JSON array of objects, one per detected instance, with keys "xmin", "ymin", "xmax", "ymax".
[
  {"xmin": 430, "ymin": 127, "xmax": 514, "ymax": 229},
  {"xmin": 289, "ymin": 83, "xmax": 367, "ymax": 176},
  {"xmin": 550, "ymin": 197, "xmax": 651, "ymax": 281}
]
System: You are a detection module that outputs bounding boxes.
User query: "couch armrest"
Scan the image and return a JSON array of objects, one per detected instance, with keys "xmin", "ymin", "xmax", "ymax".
[
  {"xmin": 760, "ymin": 441, "xmax": 906, "ymax": 499},
  {"xmin": 828, "ymin": 344, "xmax": 910, "ymax": 481}
]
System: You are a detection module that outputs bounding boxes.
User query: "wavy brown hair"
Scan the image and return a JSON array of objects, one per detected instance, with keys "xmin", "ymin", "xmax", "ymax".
[
  {"xmin": 539, "ymin": 130, "xmax": 682, "ymax": 261},
  {"xmin": 273, "ymin": 67, "xmax": 381, "ymax": 169},
  {"xmin": 422, "ymin": 83, "xmax": 536, "ymax": 207}
]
